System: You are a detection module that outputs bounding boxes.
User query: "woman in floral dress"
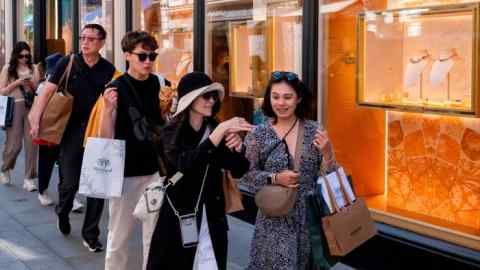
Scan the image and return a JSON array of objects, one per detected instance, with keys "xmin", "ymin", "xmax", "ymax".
[{"xmin": 243, "ymin": 71, "xmax": 337, "ymax": 270}]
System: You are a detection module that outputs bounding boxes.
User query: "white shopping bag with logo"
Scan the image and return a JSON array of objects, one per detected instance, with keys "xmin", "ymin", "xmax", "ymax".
[
  {"xmin": 79, "ymin": 137, "xmax": 125, "ymax": 199},
  {"xmin": 192, "ymin": 205, "xmax": 218, "ymax": 270}
]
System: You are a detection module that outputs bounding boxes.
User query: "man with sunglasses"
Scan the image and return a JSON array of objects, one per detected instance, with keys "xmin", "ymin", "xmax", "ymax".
[
  {"xmin": 98, "ymin": 31, "xmax": 164, "ymax": 270},
  {"xmin": 29, "ymin": 24, "xmax": 116, "ymax": 253}
]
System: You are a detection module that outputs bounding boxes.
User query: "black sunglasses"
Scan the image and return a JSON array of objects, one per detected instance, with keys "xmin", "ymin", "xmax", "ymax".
[
  {"xmin": 131, "ymin": 52, "xmax": 158, "ymax": 62},
  {"xmin": 18, "ymin": 54, "xmax": 31, "ymax": 60},
  {"xmin": 201, "ymin": 91, "xmax": 219, "ymax": 101},
  {"xmin": 271, "ymin": 71, "xmax": 298, "ymax": 81}
]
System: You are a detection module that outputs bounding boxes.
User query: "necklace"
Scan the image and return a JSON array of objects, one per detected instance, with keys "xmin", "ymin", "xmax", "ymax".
[
  {"xmin": 439, "ymin": 53, "xmax": 456, "ymax": 62},
  {"xmin": 409, "ymin": 54, "xmax": 429, "ymax": 64}
]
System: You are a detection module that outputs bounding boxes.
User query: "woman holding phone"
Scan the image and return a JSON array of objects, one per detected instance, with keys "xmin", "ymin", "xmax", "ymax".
[
  {"xmin": 243, "ymin": 71, "xmax": 338, "ymax": 270},
  {"xmin": 0, "ymin": 41, "xmax": 39, "ymax": 190}
]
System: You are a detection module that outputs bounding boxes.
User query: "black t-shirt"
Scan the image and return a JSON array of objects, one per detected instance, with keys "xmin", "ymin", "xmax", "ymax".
[
  {"xmin": 114, "ymin": 73, "xmax": 163, "ymax": 177},
  {"xmin": 48, "ymin": 53, "xmax": 115, "ymax": 134}
]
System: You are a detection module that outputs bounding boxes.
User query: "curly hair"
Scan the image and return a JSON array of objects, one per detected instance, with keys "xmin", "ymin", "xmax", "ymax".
[{"xmin": 8, "ymin": 41, "xmax": 33, "ymax": 80}]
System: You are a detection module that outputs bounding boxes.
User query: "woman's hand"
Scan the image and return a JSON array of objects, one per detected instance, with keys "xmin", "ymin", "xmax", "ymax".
[
  {"xmin": 313, "ymin": 128, "xmax": 333, "ymax": 156},
  {"xmin": 103, "ymin": 87, "xmax": 118, "ymax": 113},
  {"xmin": 210, "ymin": 117, "xmax": 254, "ymax": 147},
  {"xmin": 225, "ymin": 133, "xmax": 243, "ymax": 153},
  {"xmin": 275, "ymin": 170, "xmax": 300, "ymax": 188},
  {"xmin": 219, "ymin": 117, "xmax": 254, "ymax": 134}
]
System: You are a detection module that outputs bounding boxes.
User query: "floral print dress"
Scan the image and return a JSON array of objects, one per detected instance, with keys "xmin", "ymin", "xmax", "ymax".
[{"xmin": 242, "ymin": 120, "xmax": 336, "ymax": 270}]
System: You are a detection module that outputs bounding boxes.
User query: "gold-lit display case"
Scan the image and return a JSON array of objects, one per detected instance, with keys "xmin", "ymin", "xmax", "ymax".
[
  {"xmin": 227, "ymin": 1, "xmax": 303, "ymax": 98},
  {"xmin": 356, "ymin": 4, "xmax": 480, "ymax": 116}
]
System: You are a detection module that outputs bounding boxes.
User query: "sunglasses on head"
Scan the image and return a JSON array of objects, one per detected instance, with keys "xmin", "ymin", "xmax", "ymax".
[
  {"xmin": 201, "ymin": 91, "xmax": 219, "ymax": 101},
  {"xmin": 131, "ymin": 52, "xmax": 158, "ymax": 62},
  {"xmin": 18, "ymin": 54, "xmax": 31, "ymax": 60},
  {"xmin": 271, "ymin": 71, "xmax": 299, "ymax": 81}
]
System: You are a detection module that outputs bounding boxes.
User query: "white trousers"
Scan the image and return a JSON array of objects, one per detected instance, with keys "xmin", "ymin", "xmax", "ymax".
[{"xmin": 105, "ymin": 173, "xmax": 159, "ymax": 270}]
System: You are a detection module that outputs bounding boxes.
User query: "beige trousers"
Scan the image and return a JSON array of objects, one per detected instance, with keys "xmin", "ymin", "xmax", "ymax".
[
  {"xmin": 1, "ymin": 101, "xmax": 38, "ymax": 179},
  {"xmin": 105, "ymin": 173, "xmax": 160, "ymax": 270}
]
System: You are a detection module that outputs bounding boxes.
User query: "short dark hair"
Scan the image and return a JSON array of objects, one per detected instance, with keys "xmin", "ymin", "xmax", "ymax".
[
  {"xmin": 121, "ymin": 31, "xmax": 159, "ymax": 52},
  {"xmin": 261, "ymin": 74, "xmax": 310, "ymax": 121},
  {"xmin": 82, "ymin": 24, "xmax": 107, "ymax": 40}
]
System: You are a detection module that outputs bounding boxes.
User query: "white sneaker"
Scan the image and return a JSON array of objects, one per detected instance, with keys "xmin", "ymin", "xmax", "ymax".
[
  {"xmin": 23, "ymin": 178, "xmax": 38, "ymax": 192},
  {"xmin": 38, "ymin": 192, "xmax": 54, "ymax": 206},
  {"xmin": 0, "ymin": 171, "xmax": 11, "ymax": 185},
  {"xmin": 72, "ymin": 198, "xmax": 84, "ymax": 213}
]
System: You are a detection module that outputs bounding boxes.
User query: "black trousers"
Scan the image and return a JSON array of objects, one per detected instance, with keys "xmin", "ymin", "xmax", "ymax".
[
  {"xmin": 38, "ymin": 145, "xmax": 60, "ymax": 194},
  {"xmin": 55, "ymin": 126, "xmax": 105, "ymax": 242}
]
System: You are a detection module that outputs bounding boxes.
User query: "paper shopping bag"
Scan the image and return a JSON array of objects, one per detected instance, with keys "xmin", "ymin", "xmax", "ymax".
[{"xmin": 79, "ymin": 137, "xmax": 125, "ymax": 199}]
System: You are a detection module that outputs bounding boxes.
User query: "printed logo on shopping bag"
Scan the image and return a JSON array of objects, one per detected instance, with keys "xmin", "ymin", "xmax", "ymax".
[{"xmin": 94, "ymin": 158, "xmax": 112, "ymax": 173}]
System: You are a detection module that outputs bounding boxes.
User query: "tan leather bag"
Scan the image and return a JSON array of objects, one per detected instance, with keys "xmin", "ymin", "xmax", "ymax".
[
  {"xmin": 222, "ymin": 170, "xmax": 244, "ymax": 214},
  {"xmin": 38, "ymin": 54, "xmax": 74, "ymax": 145},
  {"xmin": 255, "ymin": 120, "xmax": 304, "ymax": 217}
]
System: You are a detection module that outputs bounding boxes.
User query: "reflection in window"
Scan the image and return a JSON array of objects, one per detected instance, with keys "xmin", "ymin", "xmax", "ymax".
[
  {"xmin": 135, "ymin": 0, "xmax": 194, "ymax": 86},
  {"xmin": 19, "ymin": 0, "xmax": 34, "ymax": 48},
  {"xmin": 60, "ymin": 0, "xmax": 74, "ymax": 54},
  {"xmin": 79, "ymin": 0, "xmax": 114, "ymax": 61},
  {"xmin": 206, "ymin": 0, "xmax": 303, "ymax": 120},
  {"xmin": 0, "ymin": 0, "xmax": 5, "ymax": 66}
]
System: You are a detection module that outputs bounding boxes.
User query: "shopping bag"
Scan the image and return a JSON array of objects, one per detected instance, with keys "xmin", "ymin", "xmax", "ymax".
[
  {"xmin": 79, "ymin": 137, "xmax": 125, "ymax": 199},
  {"xmin": 37, "ymin": 54, "xmax": 74, "ymax": 144},
  {"xmin": 320, "ymin": 170, "xmax": 377, "ymax": 256},
  {"xmin": 193, "ymin": 205, "xmax": 219, "ymax": 270},
  {"xmin": 0, "ymin": 95, "xmax": 14, "ymax": 128},
  {"xmin": 317, "ymin": 167, "xmax": 356, "ymax": 214},
  {"xmin": 306, "ymin": 189, "xmax": 337, "ymax": 269},
  {"xmin": 222, "ymin": 170, "xmax": 244, "ymax": 214}
]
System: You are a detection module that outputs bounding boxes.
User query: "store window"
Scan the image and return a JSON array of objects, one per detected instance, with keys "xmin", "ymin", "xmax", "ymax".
[
  {"xmin": 322, "ymin": 0, "xmax": 480, "ymax": 250},
  {"xmin": 43, "ymin": 0, "xmax": 72, "ymax": 56},
  {"xmin": 134, "ymin": 0, "xmax": 194, "ymax": 86},
  {"xmin": 206, "ymin": 0, "xmax": 303, "ymax": 121},
  {"xmin": 18, "ymin": 0, "xmax": 34, "ymax": 48},
  {"xmin": 80, "ymin": 0, "xmax": 114, "ymax": 61},
  {"xmin": 0, "ymin": 0, "xmax": 5, "ymax": 67}
]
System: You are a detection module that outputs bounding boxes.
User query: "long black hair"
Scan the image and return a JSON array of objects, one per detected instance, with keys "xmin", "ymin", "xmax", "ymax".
[{"xmin": 8, "ymin": 41, "xmax": 33, "ymax": 80}]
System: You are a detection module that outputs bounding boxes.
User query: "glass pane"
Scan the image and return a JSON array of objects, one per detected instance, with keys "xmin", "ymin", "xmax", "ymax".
[
  {"xmin": 136, "ymin": 0, "xmax": 194, "ymax": 86},
  {"xmin": 0, "ymin": 0, "xmax": 5, "ymax": 66},
  {"xmin": 20, "ymin": 0, "xmax": 34, "ymax": 48},
  {"xmin": 61, "ymin": 0, "xmax": 74, "ymax": 54},
  {"xmin": 79, "ymin": 0, "xmax": 114, "ymax": 61},
  {"xmin": 206, "ymin": 0, "xmax": 303, "ymax": 120}
]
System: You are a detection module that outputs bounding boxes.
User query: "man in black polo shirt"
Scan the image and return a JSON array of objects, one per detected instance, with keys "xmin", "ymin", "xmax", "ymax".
[{"xmin": 29, "ymin": 24, "xmax": 116, "ymax": 252}]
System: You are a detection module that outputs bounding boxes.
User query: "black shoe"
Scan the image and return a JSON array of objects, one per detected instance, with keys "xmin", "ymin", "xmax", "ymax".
[
  {"xmin": 82, "ymin": 239, "xmax": 104, "ymax": 253},
  {"xmin": 56, "ymin": 216, "xmax": 71, "ymax": 236}
]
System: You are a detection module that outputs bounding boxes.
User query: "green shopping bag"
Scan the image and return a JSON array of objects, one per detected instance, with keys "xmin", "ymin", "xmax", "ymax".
[{"xmin": 306, "ymin": 185, "xmax": 338, "ymax": 269}]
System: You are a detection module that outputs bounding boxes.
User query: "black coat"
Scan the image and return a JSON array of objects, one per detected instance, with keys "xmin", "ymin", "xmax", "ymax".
[{"xmin": 146, "ymin": 117, "xmax": 250, "ymax": 270}]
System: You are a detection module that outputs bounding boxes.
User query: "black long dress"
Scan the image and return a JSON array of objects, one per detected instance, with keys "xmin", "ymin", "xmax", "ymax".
[{"xmin": 146, "ymin": 117, "xmax": 250, "ymax": 270}]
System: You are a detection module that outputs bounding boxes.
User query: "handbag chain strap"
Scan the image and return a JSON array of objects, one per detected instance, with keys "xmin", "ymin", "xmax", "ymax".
[
  {"xmin": 165, "ymin": 164, "xmax": 210, "ymax": 218},
  {"xmin": 165, "ymin": 126, "xmax": 212, "ymax": 218}
]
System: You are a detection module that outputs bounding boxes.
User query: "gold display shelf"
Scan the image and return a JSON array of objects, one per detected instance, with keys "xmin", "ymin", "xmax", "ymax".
[{"xmin": 365, "ymin": 195, "xmax": 480, "ymax": 251}]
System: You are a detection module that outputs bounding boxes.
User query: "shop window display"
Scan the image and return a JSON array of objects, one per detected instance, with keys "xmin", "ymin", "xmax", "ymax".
[
  {"xmin": 206, "ymin": 0, "xmax": 303, "ymax": 120},
  {"xmin": 357, "ymin": 4, "xmax": 480, "ymax": 116},
  {"xmin": 19, "ymin": 0, "xmax": 34, "ymax": 48},
  {"xmin": 80, "ymin": 0, "xmax": 114, "ymax": 61},
  {"xmin": 135, "ymin": 0, "xmax": 194, "ymax": 86},
  {"xmin": 324, "ymin": 0, "xmax": 480, "ymax": 251}
]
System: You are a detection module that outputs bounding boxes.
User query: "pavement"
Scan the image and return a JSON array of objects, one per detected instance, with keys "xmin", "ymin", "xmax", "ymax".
[{"xmin": 0, "ymin": 132, "xmax": 354, "ymax": 270}]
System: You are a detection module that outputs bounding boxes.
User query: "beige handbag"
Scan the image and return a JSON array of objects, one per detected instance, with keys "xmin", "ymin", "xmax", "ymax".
[
  {"xmin": 38, "ymin": 54, "xmax": 74, "ymax": 144},
  {"xmin": 255, "ymin": 120, "xmax": 304, "ymax": 217}
]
